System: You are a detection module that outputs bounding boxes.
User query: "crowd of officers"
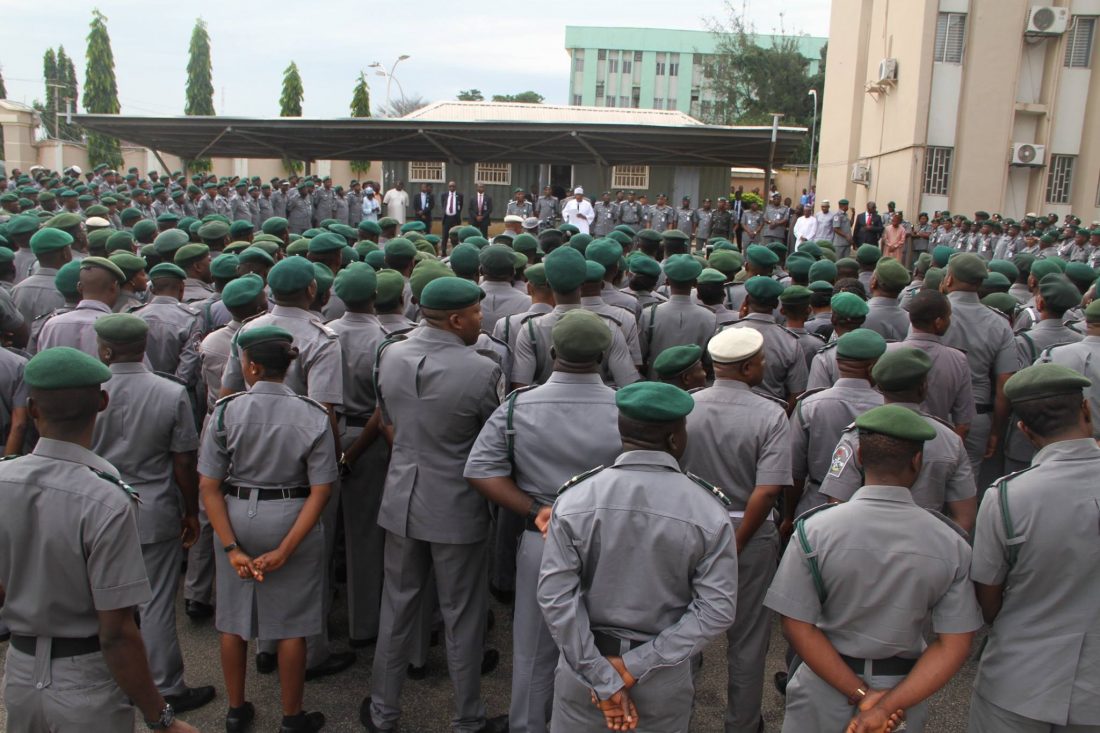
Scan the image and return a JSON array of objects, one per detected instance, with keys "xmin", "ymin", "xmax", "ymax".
[{"xmin": 0, "ymin": 163, "xmax": 1098, "ymax": 733}]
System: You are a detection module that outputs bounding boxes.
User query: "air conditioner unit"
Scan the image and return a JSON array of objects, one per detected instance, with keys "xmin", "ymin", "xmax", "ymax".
[
  {"xmin": 851, "ymin": 162, "xmax": 871, "ymax": 185},
  {"xmin": 1026, "ymin": 6, "xmax": 1069, "ymax": 35},
  {"xmin": 878, "ymin": 58, "xmax": 898, "ymax": 84},
  {"xmin": 1010, "ymin": 142, "xmax": 1045, "ymax": 166}
]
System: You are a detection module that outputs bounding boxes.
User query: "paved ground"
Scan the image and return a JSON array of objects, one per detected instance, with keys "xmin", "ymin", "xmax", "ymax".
[{"xmin": 0, "ymin": 577, "xmax": 979, "ymax": 732}]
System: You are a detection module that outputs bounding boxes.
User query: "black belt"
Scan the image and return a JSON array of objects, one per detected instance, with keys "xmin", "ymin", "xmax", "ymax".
[
  {"xmin": 10, "ymin": 634, "xmax": 100, "ymax": 658},
  {"xmin": 975, "ymin": 404, "xmax": 993, "ymax": 414},
  {"xmin": 344, "ymin": 415, "xmax": 371, "ymax": 428},
  {"xmin": 224, "ymin": 485, "xmax": 310, "ymax": 501},
  {"xmin": 840, "ymin": 654, "xmax": 916, "ymax": 677},
  {"xmin": 593, "ymin": 631, "xmax": 645, "ymax": 657}
]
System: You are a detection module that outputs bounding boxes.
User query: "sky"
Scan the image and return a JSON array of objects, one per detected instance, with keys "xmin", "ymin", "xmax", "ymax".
[{"xmin": 0, "ymin": 0, "xmax": 830, "ymax": 119}]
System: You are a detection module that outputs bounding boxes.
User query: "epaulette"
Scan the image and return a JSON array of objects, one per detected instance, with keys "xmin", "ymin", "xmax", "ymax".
[
  {"xmin": 240, "ymin": 311, "xmax": 266, "ymax": 325},
  {"xmin": 479, "ymin": 330, "xmax": 509, "ymax": 349},
  {"xmin": 754, "ymin": 390, "xmax": 789, "ymax": 410},
  {"xmin": 804, "ymin": 331, "xmax": 827, "ymax": 343},
  {"xmin": 295, "ymin": 394, "xmax": 329, "ymax": 414},
  {"xmin": 923, "ymin": 508, "xmax": 969, "ymax": 540},
  {"xmin": 176, "ymin": 302, "xmax": 200, "ymax": 316},
  {"xmin": 518, "ymin": 311, "xmax": 546, "ymax": 325},
  {"xmin": 594, "ymin": 310, "xmax": 623, "ymax": 328},
  {"xmin": 793, "ymin": 501, "xmax": 837, "ymax": 525},
  {"xmin": 794, "ymin": 387, "xmax": 829, "ymax": 425},
  {"xmin": 153, "ymin": 371, "xmax": 188, "ymax": 387},
  {"xmin": 0, "ymin": 454, "xmax": 18, "ymax": 462},
  {"xmin": 923, "ymin": 411, "xmax": 955, "ymax": 432},
  {"xmin": 310, "ymin": 319, "xmax": 338, "ymax": 338},
  {"xmin": 685, "ymin": 471, "xmax": 732, "ymax": 507},
  {"xmin": 556, "ymin": 465, "xmax": 606, "ymax": 496},
  {"xmin": 213, "ymin": 391, "xmax": 245, "ymax": 408},
  {"xmin": 91, "ymin": 468, "xmax": 140, "ymax": 502},
  {"xmin": 992, "ymin": 463, "xmax": 1039, "ymax": 486},
  {"xmin": 816, "ymin": 341, "xmax": 839, "ymax": 353}
]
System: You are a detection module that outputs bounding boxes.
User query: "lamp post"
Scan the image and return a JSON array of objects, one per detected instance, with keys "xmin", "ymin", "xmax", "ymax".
[
  {"xmin": 767, "ymin": 113, "xmax": 784, "ymax": 196},
  {"xmin": 369, "ymin": 54, "xmax": 411, "ymax": 112},
  {"xmin": 807, "ymin": 88, "xmax": 818, "ymax": 190}
]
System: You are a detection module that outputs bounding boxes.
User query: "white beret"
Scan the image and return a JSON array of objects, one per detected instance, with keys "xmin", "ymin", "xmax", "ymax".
[{"xmin": 708, "ymin": 327, "xmax": 764, "ymax": 363}]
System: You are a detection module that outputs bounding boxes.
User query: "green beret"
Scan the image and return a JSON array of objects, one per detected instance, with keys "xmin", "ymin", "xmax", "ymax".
[
  {"xmin": 712, "ymin": 240, "xmax": 738, "ymax": 252},
  {"xmin": 586, "ymin": 238, "xmax": 623, "ymax": 267},
  {"xmin": 308, "ymin": 232, "xmax": 346, "ymax": 254},
  {"xmin": 156, "ymin": 212, "xmax": 181, "ymax": 225},
  {"xmin": 606, "ymin": 230, "xmax": 632, "ymax": 247},
  {"xmin": 226, "ymin": 220, "xmax": 252, "ymax": 238},
  {"xmin": 480, "ymin": 244, "xmax": 517, "ymax": 277},
  {"xmin": 45, "ymin": 212, "xmax": 83, "ymax": 231},
  {"xmin": 54, "ymin": 261, "xmax": 83, "ymax": 298},
  {"xmin": 130, "ymin": 219, "xmax": 158, "ymax": 240},
  {"xmin": 282, "ymin": 238, "xmax": 307, "ymax": 256},
  {"xmin": 1029, "ymin": 258, "xmax": 1061, "ymax": 282},
  {"xmin": 195, "ymin": 220, "xmax": 228, "ymax": 241},
  {"xmin": 221, "ymin": 273, "xmax": 265, "ymax": 308},
  {"xmin": 661, "ymin": 229, "xmax": 690, "ymax": 243},
  {"xmin": 267, "ymin": 256, "xmax": 315, "ymax": 293},
  {"xmin": 237, "ymin": 325, "xmax": 294, "ymax": 351},
  {"xmin": 836, "ymin": 328, "xmax": 887, "ymax": 360},
  {"xmin": 202, "ymin": 182, "xmax": 218, "ymax": 190},
  {"xmin": 566, "ymin": 233, "xmax": 593, "ymax": 254},
  {"xmin": 871, "ymin": 347, "xmax": 932, "ymax": 391},
  {"xmin": 419, "ymin": 274, "xmax": 483, "ymax": 310},
  {"xmin": 378, "ymin": 217, "xmax": 399, "ymax": 230},
  {"xmin": 174, "ymin": 243, "xmax": 210, "ymax": 266},
  {"xmin": 856, "ymin": 244, "xmax": 882, "ymax": 265},
  {"xmin": 1083, "ymin": 299, "xmax": 1100, "ymax": 323},
  {"xmin": 1064, "ymin": 262, "xmax": 1097, "ymax": 288},
  {"xmin": 652, "ymin": 344, "xmax": 703, "ymax": 378},
  {"xmin": 525, "ymin": 263, "xmax": 548, "ymax": 287},
  {"xmin": 1046, "ymin": 255, "xmax": 1068, "ymax": 272},
  {"xmin": 838, "ymin": 198, "xmax": 849, "ymax": 205},
  {"xmin": 1040, "ymin": 233, "xmax": 1058, "ymax": 245},
  {"xmin": 744, "ymin": 275, "xmax": 784, "ymax": 302},
  {"xmin": 364, "ymin": 249, "xmax": 388, "ymax": 270},
  {"xmin": 0, "ymin": 246, "xmax": 12, "ymax": 265},
  {"xmin": 409, "ymin": 261, "xmax": 453, "ymax": 300},
  {"xmin": 766, "ymin": 241, "xmax": 788, "ymax": 259},
  {"xmin": 988, "ymin": 259, "xmax": 1019, "ymax": 282},
  {"xmin": 312, "ymin": 262, "xmax": 334, "ymax": 295},
  {"xmin": 835, "ymin": 257, "xmax": 860, "ymax": 272},
  {"xmin": 153, "ymin": 229, "xmax": 191, "ymax": 256},
  {"xmin": 94, "ymin": 313, "xmax": 148, "ymax": 344},
  {"xmin": 745, "ymin": 244, "xmax": 779, "ymax": 269},
  {"xmin": 808, "ymin": 259, "xmax": 838, "ymax": 283},
  {"xmin": 210, "ymin": 253, "xmax": 240, "ymax": 280},
  {"xmin": 30, "ymin": 227, "xmax": 74, "ymax": 255},
  {"xmin": 543, "ymin": 246, "xmax": 587, "ymax": 292},
  {"xmin": 551, "ymin": 309, "xmax": 613, "ymax": 362},
  {"xmin": 384, "ymin": 238, "xmax": 417, "ymax": 259},
  {"xmin": 6, "ymin": 216, "xmax": 39, "ymax": 237},
  {"xmin": 455, "ymin": 225, "xmax": 481, "ymax": 242},
  {"xmin": 614, "ymin": 224, "xmax": 636, "ymax": 237},
  {"xmin": 558, "ymin": 223, "xmax": 580, "ymax": 236},
  {"xmin": 873, "ymin": 258, "xmax": 911, "ymax": 290},
  {"xmin": 584, "ymin": 260, "xmax": 606, "ymax": 283},
  {"xmin": 333, "ymin": 262, "xmax": 378, "ymax": 303},
  {"xmin": 222, "ymin": 241, "xmax": 250, "ymax": 255},
  {"xmin": 86, "ymin": 228, "xmax": 115, "ymax": 252},
  {"xmin": 664, "ymin": 253, "xmax": 703, "ymax": 283},
  {"xmin": 627, "ymin": 254, "xmax": 662, "ymax": 278},
  {"xmin": 855, "ymin": 404, "xmax": 936, "ymax": 442},
  {"xmin": 981, "ymin": 292, "xmax": 1018, "ymax": 318},
  {"xmin": 697, "ymin": 268, "xmax": 726, "ymax": 285},
  {"xmin": 947, "ymin": 253, "xmax": 988, "ymax": 284},
  {"xmin": 120, "ymin": 208, "xmax": 144, "ymax": 223},
  {"xmin": 108, "ymin": 252, "xmax": 147, "ymax": 280},
  {"xmin": 1004, "ymin": 363, "xmax": 1091, "ymax": 404},
  {"xmin": 780, "ymin": 285, "xmax": 812, "ymax": 306},
  {"xmin": 373, "ymin": 269, "xmax": 403, "ymax": 304},
  {"xmin": 634, "ymin": 228, "xmax": 661, "ymax": 243},
  {"xmin": 85, "ymin": 205, "xmax": 110, "ymax": 218},
  {"xmin": 261, "ymin": 217, "xmax": 289, "ymax": 236},
  {"xmin": 831, "ymin": 291, "xmax": 869, "ymax": 319},
  {"xmin": 80, "ymin": 256, "xmax": 127, "ymax": 283},
  {"xmin": 100, "ymin": 232, "xmax": 134, "ymax": 256},
  {"xmin": 177, "ymin": 216, "xmax": 198, "ymax": 233},
  {"xmin": 24, "ymin": 346, "xmax": 112, "ymax": 390},
  {"xmin": 707, "ymin": 250, "xmax": 742, "ymax": 276},
  {"xmin": 356, "ymin": 219, "xmax": 382, "ymax": 236},
  {"xmin": 445, "ymin": 243, "xmax": 479, "ymax": 278},
  {"xmin": 982, "ymin": 272, "xmax": 1011, "ymax": 291},
  {"xmin": 148, "ymin": 262, "xmax": 187, "ymax": 280},
  {"xmin": 400, "ymin": 220, "xmax": 427, "ymax": 233},
  {"xmin": 1038, "ymin": 273, "xmax": 1081, "ymax": 311},
  {"xmin": 331, "ymin": 224, "xmax": 358, "ymax": 242},
  {"xmin": 786, "ymin": 255, "xmax": 813, "ymax": 279},
  {"xmin": 465, "ymin": 235, "xmax": 491, "ymax": 250},
  {"xmin": 615, "ymin": 382, "xmax": 694, "ymax": 423},
  {"xmin": 797, "ymin": 241, "xmax": 823, "ymax": 259},
  {"xmin": 238, "ymin": 246, "xmax": 274, "ymax": 267},
  {"xmin": 511, "ymin": 233, "xmax": 539, "ymax": 255},
  {"xmin": 808, "ymin": 280, "xmax": 834, "ymax": 295}
]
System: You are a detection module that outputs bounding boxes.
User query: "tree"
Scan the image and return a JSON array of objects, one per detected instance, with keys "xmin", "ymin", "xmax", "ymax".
[
  {"xmin": 376, "ymin": 94, "xmax": 428, "ymax": 118},
  {"xmin": 39, "ymin": 49, "xmax": 59, "ymax": 138},
  {"xmin": 84, "ymin": 9, "xmax": 122, "ymax": 168},
  {"xmin": 279, "ymin": 61, "xmax": 304, "ymax": 173},
  {"xmin": 57, "ymin": 47, "xmax": 80, "ymax": 141},
  {"xmin": 185, "ymin": 18, "xmax": 215, "ymax": 172},
  {"xmin": 349, "ymin": 74, "xmax": 372, "ymax": 176},
  {"xmin": 36, "ymin": 47, "xmax": 80, "ymax": 140},
  {"xmin": 491, "ymin": 91, "xmax": 544, "ymax": 104},
  {"xmin": 457, "ymin": 89, "xmax": 484, "ymax": 101}
]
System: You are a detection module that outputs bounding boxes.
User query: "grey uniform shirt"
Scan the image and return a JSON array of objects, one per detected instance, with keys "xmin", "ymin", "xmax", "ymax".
[
  {"xmin": 819, "ymin": 403, "xmax": 975, "ymax": 510},
  {"xmin": 512, "ymin": 304, "xmax": 640, "ymax": 387},
  {"xmin": 199, "ymin": 321, "xmax": 241, "ymax": 415},
  {"xmin": 728, "ymin": 313, "xmax": 809, "ymax": 400},
  {"xmin": 492, "ymin": 303, "xmax": 553, "ymax": 354},
  {"xmin": 479, "ymin": 280, "xmax": 532, "ymax": 333},
  {"xmin": 940, "ymin": 290, "xmax": 1020, "ymax": 405},
  {"xmin": 199, "ymin": 381, "xmax": 337, "ymax": 489},
  {"xmin": 789, "ymin": 325, "xmax": 826, "ymax": 368},
  {"xmin": 763, "ymin": 204, "xmax": 790, "ymax": 240},
  {"xmin": 92, "ymin": 363, "xmax": 199, "ymax": 544},
  {"xmin": 580, "ymin": 296, "xmax": 642, "ymax": 365},
  {"xmin": 327, "ymin": 311, "xmax": 388, "ymax": 420},
  {"xmin": 12, "ymin": 267, "xmax": 63, "ymax": 324},
  {"xmin": 183, "ymin": 278, "xmax": 215, "ymax": 304},
  {"xmin": 600, "ymin": 282, "xmax": 641, "ymax": 320},
  {"xmin": 970, "ymin": 439, "xmax": 1100, "ymax": 725},
  {"xmin": 537, "ymin": 450, "xmax": 738, "ymax": 697},
  {"xmin": 36, "ymin": 299, "xmax": 114, "ymax": 356},
  {"xmin": 862, "ymin": 296, "xmax": 909, "ymax": 341},
  {"xmin": 592, "ymin": 202, "xmax": 617, "ymax": 236},
  {"xmin": 0, "ymin": 347, "xmax": 27, "ymax": 439},
  {"xmin": 230, "ymin": 196, "xmax": 251, "ymax": 223},
  {"xmin": 1040, "ymin": 335, "xmax": 1100, "ymax": 439},
  {"xmin": 888, "ymin": 333, "xmax": 975, "ymax": 426},
  {"xmin": 257, "ymin": 195, "xmax": 274, "ymax": 225},
  {"xmin": 534, "ymin": 196, "xmax": 559, "ymax": 224},
  {"xmin": 376, "ymin": 326, "xmax": 503, "ymax": 544},
  {"xmin": 638, "ymin": 295, "xmax": 717, "ymax": 379},
  {"xmin": 131, "ymin": 295, "xmax": 204, "ymax": 387},
  {"xmin": 312, "ymin": 187, "xmax": 336, "ymax": 223},
  {"xmin": 464, "ymin": 372, "xmax": 620, "ymax": 504},
  {"xmin": 0, "ymin": 438, "xmax": 151, "ymax": 638},
  {"xmin": 221, "ymin": 305, "xmax": 344, "ymax": 406},
  {"xmin": 648, "ymin": 205, "xmax": 675, "ymax": 232},
  {"xmin": 765, "ymin": 485, "xmax": 981, "ymax": 658},
  {"xmin": 694, "ymin": 208, "xmax": 713, "ymax": 239}
]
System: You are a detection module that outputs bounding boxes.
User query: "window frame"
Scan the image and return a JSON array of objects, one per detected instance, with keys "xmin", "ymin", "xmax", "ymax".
[
  {"xmin": 934, "ymin": 12, "xmax": 967, "ymax": 64},
  {"xmin": 1046, "ymin": 154, "xmax": 1075, "ymax": 204},
  {"xmin": 408, "ymin": 161, "xmax": 445, "ymax": 184},
  {"xmin": 922, "ymin": 146, "xmax": 953, "ymax": 196},
  {"xmin": 473, "ymin": 162, "xmax": 512, "ymax": 187},
  {"xmin": 612, "ymin": 165, "xmax": 650, "ymax": 190},
  {"xmin": 1065, "ymin": 16, "xmax": 1096, "ymax": 68}
]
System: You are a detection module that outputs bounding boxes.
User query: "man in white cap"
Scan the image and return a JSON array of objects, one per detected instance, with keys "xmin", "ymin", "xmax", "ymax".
[{"xmin": 560, "ymin": 187, "xmax": 595, "ymax": 234}]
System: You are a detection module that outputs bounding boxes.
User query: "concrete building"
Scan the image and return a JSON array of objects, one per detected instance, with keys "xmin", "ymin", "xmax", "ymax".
[
  {"xmin": 564, "ymin": 26, "xmax": 826, "ymax": 119},
  {"xmin": 818, "ymin": 0, "xmax": 1100, "ymax": 220}
]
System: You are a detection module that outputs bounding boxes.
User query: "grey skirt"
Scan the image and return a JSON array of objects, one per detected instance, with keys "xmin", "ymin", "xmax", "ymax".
[{"xmin": 215, "ymin": 494, "xmax": 324, "ymax": 640}]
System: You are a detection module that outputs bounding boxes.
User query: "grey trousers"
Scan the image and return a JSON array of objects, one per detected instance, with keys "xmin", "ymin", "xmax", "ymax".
[
  {"xmin": 140, "ymin": 538, "xmax": 187, "ymax": 696},
  {"xmin": 969, "ymin": 690, "xmax": 1100, "ymax": 732},
  {"xmin": 964, "ymin": 412, "xmax": 993, "ymax": 477},
  {"xmin": 550, "ymin": 655, "xmax": 695, "ymax": 733},
  {"xmin": 368, "ymin": 532, "xmax": 489, "ymax": 733},
  {"xmin": 342, "ymin": 431, "xmax": 388, "ymax": 641},
  {"xmin": 725, "ymin": 529, "xmax": 778, "ymax": 733},
  {"xmin": 4, "ymin": 646, "xmax": 133, "ymax": 733},
  {"xmin": 510, "ymin": 530, "xmax": 558, "ymax": 733},
  {"xmin": 782, "ymin": 661, "xmax": 928, "ymax": 733},
  {"xmin": 183, "ymin": 503, "xmax": 214, "ymax": 605}
]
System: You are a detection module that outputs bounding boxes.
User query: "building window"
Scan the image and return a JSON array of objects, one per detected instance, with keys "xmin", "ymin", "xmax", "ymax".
[
  {"xmin": 623, "ymin": 57, "xmax": 632, "ymax": 74},
  {"xmin": 606, "ymin": 96, "xmax": 616, "ymax": 108},
  {"xmin": 608, "ymin": 53, "xmax": 619, "ymax": 74},
  {"xmin": 573, "ymin": 50, "xmax": 585, "ymax": 72},
  {"xmin": 619, "ymin": 95, "xmax": 631, "ymax": 108},
  {"xmin": 631, "ymin": 87, "xmax": 641, "ymax": 107},
  {"xmin": 634, "ymin": 51, "xmax": 643, "ymax": 62},
  {"xmin": 597, "ymin": 49, "xmax": 607, "ymax": 60},
  {"xmin": 474, "ymin": 163, "xmax": 511, "ymax": 186},
  {"xmin": 653, "ymin": 97, "xmax": 664, "ymax": 109},
  {"xmin": 572, "ymin": 94, "xmax": 582, "ymax": 106},
  {"xmin": 1046, "ymin": 154, "xmax": 1075, "ymax": 204},
  {"xmin": 669, "ymin": 53, "xmax": 680, "ymax": 76},
  {"xmin": 655, "ymin": 52, "xmax": 667, "ymax": 76},
  {"xmin": 408, "ymin": 161, "xmax": 445, "ymax": 183},
  {"xmin": 595, "ymin": 83, "xmax": 605, "ymax": 100},
  {"xmin": 666, "ymin": 98, "xmax": 677, "ymax": 110},
  {"xmin": 1065, "ymin": 17, "xmax": 1096, "ymax": 68},
  {"xmin": 922, "ymin": 146, "xmax": 953, "ymax": 195},
  {"xmin": 612, "ymin": 165, "xmax": 650, "ymax": 189},
  {"xmin": 934, "ymin": 12, "xmax": 967, "ymax": 64}
]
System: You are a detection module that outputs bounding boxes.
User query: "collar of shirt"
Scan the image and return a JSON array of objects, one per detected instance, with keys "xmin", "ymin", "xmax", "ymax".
[
  {"xmin": 905, "ymin": 331, "xmax": 941, "ymax": 344},
  {"xmin": 849, "ymin": 484, "xmax": 917, "ymax": 505},
  {"xmin": 869, "ymin": 296, "xmax": 900, "ymax": 306},
  {"xmin": 611, "ymin": 449, "xmax": 682, "ymax": 473},
  {"xmin": 33, "ymin": 437, "xmax": 120, "ymax": 479},
  {"xmin": 1031, "ymin": 437, "xmax": 1100, "ymax": 466},
  {"xmin": 833, "ymin": 377, "xmax": 873, "ymax": 390},
  {"xmin": 109, "ymin": 362, "xmax": 149, "ymax": 375},
  {"xmin": 947, "ymin": 291, "xmax": 981, "ymax": 305},
  {"xmin": 546, "ymin": 371, "xmax": 606, "ymax": 386},
  {"xmin": 579, "ymin": 296, "xmax": 605, "ymax": 307},
  {"xmin": 480, "ymin": 280, "xmax": 516, "ymax": 292},
  {"xmin": 75, "ymin": 299, "xmax": 113, "ymax": 313},
  {"xmin": 1084, "ymin": 335, "xmax": 1100, "ymax": 344},
  {"xmin": 712, "ymin": 378, "xmax": 754, "ymax": 393},
  {"xmin": 149, "ymin": 295, "xmax": 181, "ymax": 305},
  {"xmin": 31, "ymin": 267, "xmax": 59, "ymax": 277},
  {"xmin": 340, "ymin": 312, "xmax": 383, "ymax": 325},
  {"xmin": 668, "ymin": 294, "xmax": 694, "ymax": 304},
  {"xmin": 270, "ymin": 304, "xmax": 314, "ymax": 320},
  {"xmin": 411, "ymin": 325, "xmax": 466, "ymax": 347},
  {"xmin": 741, "ymin": 312, "xmax": 776, "ymax": 324},
  {"xmin": 1032, "ymin": 319, "xmax": 1072, "ymax": 331},
  {"xmin": 248, "ymin": 380, "xmax": 297, "ymax": 397}
]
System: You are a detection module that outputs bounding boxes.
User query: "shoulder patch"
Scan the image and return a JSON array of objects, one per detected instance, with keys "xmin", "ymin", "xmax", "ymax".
[
  {"xmin": 685, "ymin": 471, "xmax": 732, "ymax": 507},
  {"xmin": 923, "ymin": 508, "xmax": 969, "ymax": 539},
  {"xmin": 827, "ymin": 442, "xmax": 855, "ymax": 479},
  {"xmin": 310, "ymin": 319, "xmax": 338, "ymax": 339},
  {"xmin": 90, "ymin": 468, "xmax": 140, "ymax": 502},
  {"xmin": 794, "ymin": 387, "xmax": 828, "ymax": 405},
  {"xmin": 556, "ymin": 465, "xmax": 606, "ymax": 496},
  {"xmin": 805, "ymin": 331, "xmax": 827, "ymax": 343},
  {"xmin": 153, "ymin": 370, "xmax": 188, "ymax": 387},
  {"xmin": 479, "ymin": 330, "xmax": 509, "ymax": 348}
]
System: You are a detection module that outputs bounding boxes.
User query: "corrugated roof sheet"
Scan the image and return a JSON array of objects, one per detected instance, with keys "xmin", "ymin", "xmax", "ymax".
[{"xmin": 403, "ymin": 100, "xmax": 705, "ymax": 127}]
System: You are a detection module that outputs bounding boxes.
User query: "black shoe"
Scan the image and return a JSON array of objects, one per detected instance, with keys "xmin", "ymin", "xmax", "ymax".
[
  {"xmin": 185, "ymin": 600, "xmax": 214, "ymax": 619},
  {"xmin": 305, "ymin": 651, "xmax": 356, "ymax": 681},
  {"xmin": 406, "ymin": 663, "xmax": 427, "ymax": 680},
  {"xmin": 164, "ymin": 685, "xmax": 216, "ymax": 713},
  {"xmin": 256, "ymin": 652, "xmax": 277, "ymax": 675},
  {"xmin": 476, "ymin": 714, "xmax": 509, "ymax": 733},
  {"xmin": 0, "ymin": 631, "xmax": 9, "ymax": 643},
  {"xmin": 359, "ymin": 698, "xmax": 392, "ymax": 732},
  {"xmin": 279, "ymin": 710, "xmax": 325, "ymax": 732},
  {"xmin": 489, "ymin": 584, "xmax": 513, "ymax": 605},
  {"xmin": 487, "ymin": 609, "xmax": 496, "ymax": 631},
  {"xmin": 481, "ymin": 648, "xmax": 500, "ymax": 676},
  {"xmin": 225, "ymin": 701, "xmax": 255, "ymax": 733},
  {"xmin": 348, "ymin": 636, "xmax": 376, "ymax": 649},
  {"xmin": 774, "ymin": 670, "xmax": 788, "ymax": 696}
]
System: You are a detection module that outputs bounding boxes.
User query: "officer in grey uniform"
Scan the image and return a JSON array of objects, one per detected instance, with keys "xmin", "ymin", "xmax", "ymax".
[
  {"xmin": 591, "ymin": 193, "xmax": 617, "ymax": 237},
  {"xmin": 287, "ymin": 185, "xmax": 314, "ymax": 235},
  {"xmin": 466, "ymin": 310, "xmax": 622, "ymax": 733},
  {"xmin": 647, "ymin": 194, "xmax": 675, "ymax": 233},
  {"xmin": 130, "ymin": 263, "xmax": 203, "ymax": 390},
  {"xmin": 12, "ymin": 225, "xmax": 71, "ymax": 325},
  {"xmin": 681, "ymin": 328, "xmax": 791, "ymax": 733},
  {"xmin": 579, "ymin": 260, "xmax": 643, "ymax": 370},
  {"xmin": 90, "ymin": 314, "xmax": 215, "ymax": 713},
  {"xmin": 271, "ymin": 182, "xmax": 289, "ymax": 219},
  {"xmin": 257, "ymin": 184, "xmax": 275, "ymax": 225},
  {"xmin": 0, "ymin": 347, "xmax": 197, "ymax": 733},
  {"xmin": 538, "ymin": 381, "xmax": 738, "ymax": 733},
  {"xmin": 534, "ymin": 188, "xmax": 559, "ymax": 232},
  {"xmin": 312, "ymin": 179, "xmax": 337, "ymax": 225},
  {"xmin": 820, "ymin": 348, "xmax": 978, "ymax": 533},
  {"xmin": 36, "ymin": 256, "xmax": 124, "ymax": 355},
  {"xmin": 861, "ymin": 259, "xmax": 911, "ymax": 340},
  {"xmin": 968, "ymin": 363, "xmax": 1100, "ymax": 733},
  {"xmin": 1039, "ymin": 298, "xmax": 1100, "ymax": 439},
  {"xmin": 789, "ymin": 329, "xmax": 885, "ymax": 517},
  {"xmin": 617, "ymin": 192, "xmax": 643, "ymax": 232},
  {"xmin": 230, "ymin": 186, "xmax": 251, "ymax": 223},
  {"xmin": 332, "ymin": 187, "xmax": 349, "ymax": 225},
  {"xmin": 693, "ymin": 199, "xmax": 713, "ymax": 251},
  {"xmin": 728, "ymin": 275, "xmax": 808, "ymax": 406},
  {"xmin": 766, "ymin": 404, "xmax": 982, "ymax": 733},
  {"xmin": 637, "ymin": 254, "xmax": 717, "ymax": 379},
  {"xmin": 780, "ymin": 285, "xmax": 828, "ymax": 368},
  {"xmin": 675, "ymin": 196, "xmax": 696, "ymax": 236},
  {"xmin": 478, "ymin": 244, "xmax": 532, "ymax": 332},
  {"xmin": 492, "ymin": 264, "xmax": 555, "ymax": 353},
  {"xmin": 763, "ymin": 193, "xmax": 790, "ymax": 244},
  {"xmin": 724, "ymin": 245, "xmax": 778, "ymax": 313}
]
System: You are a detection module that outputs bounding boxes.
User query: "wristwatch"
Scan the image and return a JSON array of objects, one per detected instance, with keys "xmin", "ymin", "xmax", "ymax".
[
  {"xmin": 847, "ymin": 682, "xmax": 869, "ymax": 706},
  {"xmin": 223, "ymin": 542, "xmax": 238, "ymax": 553},
  {"xmin": 526, "ymin": 501, "xmax": 544, "ymax": 524},
  {"xmin": 146, "ymin": 702, "xmax": 174, "ymax": 729}
]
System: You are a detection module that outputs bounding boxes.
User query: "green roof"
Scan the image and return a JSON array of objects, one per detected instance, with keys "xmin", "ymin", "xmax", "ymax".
[{"xmin": 564, "ymin": 25, "xmax": 827, "ymax": 60}]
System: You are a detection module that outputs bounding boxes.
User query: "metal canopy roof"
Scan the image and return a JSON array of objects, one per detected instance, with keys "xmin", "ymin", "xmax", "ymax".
[{"xmin": 74, "ymin": 114, "xmax": 806, "ymax": 168}]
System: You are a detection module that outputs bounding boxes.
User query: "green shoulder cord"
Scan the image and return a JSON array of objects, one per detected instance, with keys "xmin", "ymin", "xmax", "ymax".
[
  {"xmin": 645, "ymin": 302, "xmax": 659, "ymax": 363},
  {"xmin": 997, "ymin": 480, "xmax": 1020, "ymax": 570},
  {"xmin": 795, "ymin": 518, "xmax": 827, "ymax": 603},
  {"xmin": 526, "ymin": 317, "xmax": 540, "ymax": 371}
]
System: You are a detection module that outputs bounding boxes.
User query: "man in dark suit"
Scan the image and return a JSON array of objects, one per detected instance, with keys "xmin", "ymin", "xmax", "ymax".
[
  {"xmin": 413, "ymin": 183, "xmax": 435, "ymax": 231},
  {"xmin": 468, "ymin": 183, "xmax": 493, "ymax": 237},
  {"xmin": 853, "ymin": 200, "xmax": 884, "ymax": 246},
  {"xmin": 439, "ymin": 180, "xmax": 464, "ymax": 253}
]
